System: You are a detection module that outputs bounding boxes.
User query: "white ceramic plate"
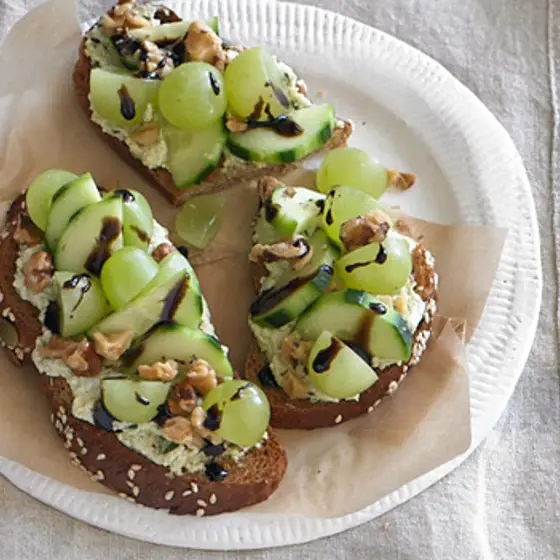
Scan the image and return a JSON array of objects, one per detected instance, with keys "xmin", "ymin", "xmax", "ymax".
[{"xmin": 0, "ymin": 0, "xmax": 541, "ymax": 549}]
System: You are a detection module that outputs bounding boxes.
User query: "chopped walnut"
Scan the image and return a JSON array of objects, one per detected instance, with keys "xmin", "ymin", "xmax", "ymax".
[
  {"xmin": 23, "ymin": 251, "xmax": 53, "ymax": 294},
  {"xmin": 42, "ymin": 337, "xmax": 101, "ymax": 377},
  {"xmin": 295, "ymin": 79, "xmax": 308, "ymax": 96},
  {"xmin": 387, "ymin": 169, "xmax": 417, "ymax": 191},
  {"xmin": 167, "ymin": 379, "xmax": 198, "ymax": 416},
  {"xmin": 186, "ymin": 359, "xmax": 217, "ymax": 396},
  {"xmin": 92, "ymin": 330, "xmax": 133, "ymax": 361},
  {"xmin": 131, "ymin": 121, "xmax": 161, "ymax": 146},
  {"xmin": 13, "ymin": 215, "xmax": 42, "ymax": 246},
  {"xmin": 185, "ymin": 21, "xmax": 226, "ymax": 70},
  {"xmin": 283, "ymin": 371, "xmax": 309, "ymax": 399},
  {"xmin": 151, "ymin": 242, "xmax": 174, "ymax": 263},
  {"xmin": 281, "ymin": 332, "xmax": 314, "ymax": 364},
  {"xmin": 412, "ymin": 245, "xmax": 436, "ymax": 300},
  {"xmin": 138, "ymin": 360, "xmax": 179, "ymax": 382},
  {"xmin": 225, "ymin": 117, "xmax": 248, "ymax": 133},
  {"xmin": 190, "ymin": 406, "xmax": 206, "ymax": 430},
  {"xmin": 249, "ymin": 237, "xmax": 311, "ymax": 269},
  {"xmin": 101, "ymin": 0, "xmax": 150, "ymax": 34},
  {"xmin": 394, "ymin": 294, "xmax": 407, "ymax": 315},
  {"xmin": 138, "ymin": 40, "xmax": 174, "ymax": 78},
  {"xmin": 394, "ymin": 219, "xmax": 412, "ymax": 237},
  {"xmin": 257, "ymin": 176, "xmax": 283, "ymax": 203},
  {"xmin": 162, "ymin": 416, "xmax": 199, "ymax": 444},
  {"xmin": 284, "ymin": 186, "xmax": 297, "ymax": 198},
  {"xmin": 340, "ymin": 210, "xmax": 391, "ymax": 251}
]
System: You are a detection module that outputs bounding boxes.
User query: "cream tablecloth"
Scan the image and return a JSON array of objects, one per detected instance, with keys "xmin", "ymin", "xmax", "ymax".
[{"xmin": 0, "ymin": 0, "xmax": 558, "ymax": 558}]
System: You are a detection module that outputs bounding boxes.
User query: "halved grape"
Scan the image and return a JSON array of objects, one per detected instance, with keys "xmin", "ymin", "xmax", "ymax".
[
  {"xmin": 307, "ymin": 330, "xmax": 378, "ymax": 399},
  {"xmin": 112, "ymin": 189, "xmax": 154, "ymax": 249},
  {"xmin": 100, "ymin": 247, "xmax": 159, "ymax": 309},
  {"xmin": 90, "ymin": 68, "xmax": 160, "ymax": 128},
  {"xmin": 224, "ymin": 47, "xmax": 290, "ymax": 119},
  {"xmin": 158, "ymin": 62, "xmax": 227, "ymax": 131},
  {"xmin": 174, "ymin": 193, "xmax": 227, "ymax": 249},
  {"xmin": 144, "ymin": 250, "xmax": 198, "ymax": 292},
  {"xmin": 322, "ymin": 185, "xmax": 391, "ymax": 247},
  {"xmin": 54, "ymin": 272, "xmax": 110, "ymax": 337},
  {"xmin": 203, "ymin": 380, "xmax": 270, "ymax": 447},
  {"xmin": 317, "ymin": 147, "xmax": 389, "ymax": 199},
  {"xmin": 336, "ymin": 233, "xmax": 412, "ymax": 295},
  {"xmin": 26, "ymin": 169, "xmax": 77, "ymax": 231}
]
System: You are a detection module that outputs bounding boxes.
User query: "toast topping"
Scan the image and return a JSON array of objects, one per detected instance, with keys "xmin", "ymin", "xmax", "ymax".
[
  {"xmin": 151, "ymin": 242, "xmax": 174, "ymax": 262},
  {"xmin": 42, "ymin": 337, "xmax": 101, "ymax": 377},
  {"xmin": 167, "ymin": 379, "xmax": 197, "ymax": 416},
  {"xmin": 185, "ymin": 21, "xmax": 226, "ymax": 71},
  {"xmin": 131, "ymin": 121, "xmax": 161, "ymax": 146},
  {"xmin": 162, "ymin": 416, "xmax": 197, "ymax": 444},
  {"xmin": 13, "ymin": 215, "xmax": 42, "ymax": 247},
  {"xmin": 249, "ymin": 237, "xmax": 311, "ymax": 267},
  {"xmin": 412, "ymin": 245, "xmax": 437, "ymax": 300},
  {"xmin": 185, "ymin": 358, "xmax": 218, "ymax": 396},
  {"xmin": 93, "ymin": 329, "xmax": 134, "ymax": 361},
  {"xmin": 138, "ymin": 359, "xmax": 179, "ymax": 381},
  {"xmin": 388, "ymin": 169, "xmax": 417, "ymax": 191},
  {"xmin": 340, "ymin": 210, "xmax": 391, "ymax": 251},
  {"xmin": 102, "ymin": 0, "xmax": 151, "ymax": 35},
  {"xmin": 23, "ymin": 250, "xmax": 53, "ymax": 294}
]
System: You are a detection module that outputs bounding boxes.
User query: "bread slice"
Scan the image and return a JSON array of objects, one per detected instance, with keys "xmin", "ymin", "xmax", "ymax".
[
  {"xmin": 73, "ymin": 42, "xmax": 352, "ymax": 206},
  {"xmin": 0, "ymin": 196, "xmax": 287, "ymax": 515},
  {"xmin": 243, "ymin": 223, "xmax": 438, "ymax": 430}
]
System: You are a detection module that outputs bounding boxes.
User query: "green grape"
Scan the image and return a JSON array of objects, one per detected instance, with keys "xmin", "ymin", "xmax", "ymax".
[
  {"xmin": 143, "ymin": 250, "xmax": 199, "ymax": 292},
  {"xmin": 317, "ymin": 147, "xmax": 389, "ymax": 199},
  {"xmin": 158, "ymin": 62, "xmax": 227, "ymax": 131},
  {"xmin": 308, "ymin": 330, "xmax": 378, "ymax": 399},
  {"xmin": 203, "ymin": 380, "xmax": 270, "ymax": 447},
  {"xmin": 113, "ymin": 189, "xmax": 154, "ymax": 249},
  {"xmin": 174, "ymin": 193, "xmax": 227, "ymax": 249},
  {"xmin": 100, "ymin": 247, "xmax": 159, "ymax": 309},
  {"xmin": 26, "ymin": 169, "xmax": 78, "ymax": 231},
  {"xmin": 322, "ymin": 185, "xmax": 391, "ymax": 247},
  {"xmin": 54, "ymin": 272, "xmax": 109, "ymax": 337},
  {"xmin": 90, "ymin": 68, "xmax": 160, "ymax": 128},
  {"xmin": 224, "ymin": 47, "xmax": 290, "ymax": 119},
  {"xmin": 102, "ymin": 378, "xmax": 170, "ymax": 424},
  {"xmin": 335, "ymin": 233, "xmax": 412, "ymax": 295}
]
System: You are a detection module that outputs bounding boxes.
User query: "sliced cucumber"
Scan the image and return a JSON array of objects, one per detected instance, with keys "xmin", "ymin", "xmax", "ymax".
[
  {"xmin": 128, "ymin": 17, "xmax": 220, "ymax": 43},
  {"xmin": 45, "ymin": 173, "xmax": 102, "ymax": 251},
  {"xmin": 164, "ymin": 120, "xmax": 226, "ymax": 189},
  {"xmin": 227, "ymin": 103, "xmax": 335, "ymax": 164},
  {"xmin": 295, "ymin": 289, "xmax": 413, "ymax": 362},
  {"xmin": 145, "ymin": 250, "xmax": 199, "ymax": 291},
  {"xmin": 55, "ymin": 196, "xmax": 123, "ymax": 275},
  {"xmin": 54, "ymin": 272, "xmax": 110, "ymax": 337},
  {"xmin": 112, "ymin": 189, "xmax": 154, "ymax": 250},
  {"xmin": 307, "ymin": 330, "xmax": 378, "ymax": 399},
  {"xmin": 26, "ymin": 169, "xmax": 77, "ymax": 231},
  {"xmin": 101, "ymin": 377, "xmax": 171, "ymax": 424},
  {"xmin": 128, "ymin": 322, "xmax": 233, "ymax": 380},
  {"xmin": 90, "ymin": 270, "xmax": 200, "ymax": 339}
]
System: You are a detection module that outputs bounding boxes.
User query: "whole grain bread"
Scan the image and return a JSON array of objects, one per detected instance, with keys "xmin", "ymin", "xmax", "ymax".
[
  {"xmin": 73, "ymin": 42, "xmax": 353, "ymax": 206},
  {"xmin": 243, "ymin": 210, "xmax": 439, "ymax": 430},
  {"xmin": 0, "ymin": 196, "xmax": 287, "ymax": 515}
]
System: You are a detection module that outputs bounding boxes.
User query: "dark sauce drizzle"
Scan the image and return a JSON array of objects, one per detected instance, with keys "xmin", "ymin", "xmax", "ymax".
[
  {"xmin": 154, "ymin": 6, "xmax": 182, "ymax": 23},
  {"xmin": 265, "ymin": 80, "xmax": 291, "ymax": 108},
  {"xmin": 160, "ymin": 277, "xmax": 188, "ymax": 322},
  {"xmin": 177, "ymin": 246, "xmax": 190, "ymax": 259},
  {"xmin": 208, "ymin": 71, "xmax": 220, "ymax": 95},
  {"xmin": 135, "ymin": 392, "xmax": 150, "ymax": 406},
  {"xmin": 257, "ymin": 364, "xmax": 280, "ymax": 389},
  {"xmin": 113, "ymin": 189, "xmax": 135, "ymax": 203},
  {"xmin": 205, "ymin": 462, "xmax": 228, "ymax": 482},
  {"xmin": 311, "ymin": 337, "xmax": 343, "ymax": 373},
  {"xmin": 247, "ymin": 113, "xmax": 303, "ymax": 137},
  {"xmin": 130, "ymin": 225, "xmax": 149, "ymax": 243},
  {"xmin": 85, "ymin": 217, "xmax": 122, "ymax": 276},
  {"xmin": 344, "ymin": 245, "xmax": 388, "ymax": 273},
  {"xmin": 325, "ymin": 208, "xmax": 334, "ymax": 226},
  {"xmin": 230, "ymin": 383, "xmax": 251, "ymax": 401},
  {"xmin": 368, "ymin": 301, "xmax": 387, "ymax": 314},
  {"xmin": 93, "ymin": 402, "xmax": 120, "ymax": 432},
  {"xmin": 118, "ymin": 85, "xmax": 136, "ymax": 121},
  {"xmin": 375, "ymin": 244, "xmax": 387, "ymax": 264},
  {"xmin": 62, "ymin": 273, "xmax": 92, "ymax": 316},
  {"xmin": 344, "ymin": 260, "xmax": 372, "ymax": 273},
  {"xmin": 264, "ymin": 197, "xmax": 279, "ymax": 222},
  {"xmin": 203, "ymin": 404, "xmax": 222, "ymax": 431},
  {"xmin": 44, "ymin": 300, "xmax": 60, "ymax": 335},
  {"xmin": 344, "ymin": 341, "xmax": 373, "ymax": 365},
  {"xmin": 202, "ymin": 440, "xmax": 225, "ymax": 458},
  {"xmin": 315, "ymin": 199, "xmax": 325, "ymax": 213}
]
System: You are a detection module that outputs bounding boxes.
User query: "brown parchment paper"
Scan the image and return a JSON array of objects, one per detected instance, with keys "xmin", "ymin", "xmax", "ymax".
[{"xmin": 0, "ymin": 0, "xmax": 506, "ymax": 518}]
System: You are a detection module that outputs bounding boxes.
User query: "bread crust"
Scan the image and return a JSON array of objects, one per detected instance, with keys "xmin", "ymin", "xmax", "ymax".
[
  {"xmin": 243, "ymin": 231, "xmax": 438, "ymax": 430},
  {"xmin": 73, "ymin": 42, "xmax": 352, "ymax": 206},
  {"xmin": 0, "ymin": 197, "xmax": 287, "ymax": 515}
]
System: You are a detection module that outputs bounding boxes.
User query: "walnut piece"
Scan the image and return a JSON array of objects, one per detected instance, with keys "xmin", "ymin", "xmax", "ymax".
[
  {"xmin": 131, "ymin": 121, "xmax": 161, "ymax": 146},
  {"xmin": 151, "ymin": 242, "xmax": 174, "ymax": 263},
  {"xmin": 281, "ymin": 332, "xmax": 314, "ymax": 364},
  {"xmin": 249, "ymin": 237, "xmax": 311, "ymax": 270},
  {"xmin": 13, "ymin": 215, "xmax": 42, "ymax": 246},
  {"xmin": 340, "ymin": 210, "xmax": 391, "ymax": 251},
  {"xmin": 138, "ymin": 360, "xmax": 179, "ymax": 382},
  {"xmin": 167, "ymin": 379, "xmax": 198, "ymax": 416},
  {"xmin": 283, "ymin": 370, "xmax": 309, "ymax": 399},
  {"xmin": 257, "ymin": 176, "xmax": 283, "ymax": 203},
  {"xmin": 101, "ymin": 0, "xmax": 151, "ymax": 35},
  {"xmin": 191, "ymin": 405, "xmax": 222, "ymax": 445},
  {"xmin": 185, "ymin": 21, "xmax": 226, "ymax": 70},
  {"xmin": 92, "ymin": 330, "xmax": 133, "ymax": 361},
  {"xmin": 23, "ymin": 251, "xmax": 53, "ymax": 294},
  {"xmin": 394, "ymin": 218, "xmax": 412, "ymax": 237},
  {"xmin": 186, "ymin": 359, "xmax": 218, "ymax": 396},
  {"xmin": 394, "ymin": 294, "xmax": 407, "ymax": 315},
  {"xmin": 387, "ymin": 169, "xmax": 417, "ymax": 191},
  {"xmin": 162, "ymin": 416, "xmax": 198, "ymax": 444},
  {"xmin": 412, "ymin": 245, "xmax": 436, "ymax": 300},
  {"xmin": 42, "ymin": 337, "xmax": 101, "ymax": 377},
  {"xmin": 225, "ymin": 117, "xmax": 248, "ymax": 133}
]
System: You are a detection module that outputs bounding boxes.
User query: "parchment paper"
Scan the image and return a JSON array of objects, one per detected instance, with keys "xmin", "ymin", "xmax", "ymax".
[{"xmin": 0, "ymin": 0, "xmax": 506, "ymax": 518}]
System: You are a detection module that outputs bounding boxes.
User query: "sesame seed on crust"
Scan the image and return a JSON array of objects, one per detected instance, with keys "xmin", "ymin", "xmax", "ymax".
[
  {"xmin": 196, "ymin": 499, "xmax": 207, "ymax": 508},
  {"xmin": 164, "ymin": 490, "xmax": 175, "ymax": 501},
  {"xmin": 334, "ymin": 414, "xmax": 343, "ymax": 424},
  {"xmin": 182, "ymin": 490, "xmax": 192, "ymax": 497},
  {"xmin": 196, "ymin": 508, "xmax": 205, "ymax": 517},
  {"xmin": 96, "ymin": 453, "xmax": 106, "ymax": 461},
  {"xmin": 209, "ymin": 493, "xmax": 217, "ymax": 505}
]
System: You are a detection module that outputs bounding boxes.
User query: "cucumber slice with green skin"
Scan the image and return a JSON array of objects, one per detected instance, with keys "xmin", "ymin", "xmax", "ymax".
[
  {"xmin": 227, "ymin": 103, "xmax": 335, "ymax": 164},
  {"xmin": 128, "ymin": 17, "xmax": 220, "ymax": 44},
  {"xmin": 55, "ymin": 196, "xmax": 123, "ymax": 275},
  {"xmin": 145, "ymin": 250, "xmax": 199, "ymax": 292},
  {"xmin": 53, "ymin": 272, "xmax": 110, "ymax": 337},
  {"xmin": 265, "ymin": 186, "xmax": 325, "ymax": 238},
  {"xmin": 26, "ymin": 169, "xmax": 78, "ymax": 231},
  {"xmin": 90, "ymin": 271, "xmax": 200, "ymax": 338},
  {"xmin": 128, "ymin": 322, "xmax": 233, "ymax": 380},
  {"xmin": 112, "ymin": 189, "xmax": 153, "ymax": 249},
  {"xmin": 45, "ymin": 173, "xmax": 102, "ymax": 251},
  {"xmin": 101, "ymin": 377, "xmax": 171, "ymax": 424},
  {"xmin": 308, "ymin": 330, "xmax": 378, "ymax": 399},
  {"xmin": 295, "ymin": 289, "xmax": 413, "ymax": 362},
  {"xmin": 164, "ymin": 120, "xmax": 226, "ymax": 189},
  {"xmin": 89, "ymin": 68, "xmax": 160, "ymax": 128}
]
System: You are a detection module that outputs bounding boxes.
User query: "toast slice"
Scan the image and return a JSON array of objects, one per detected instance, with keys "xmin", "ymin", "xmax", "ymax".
[
  {"xmin": 0, "ymin": 194, "xmax": 287, "ymax": 515},
  {"xmin": 73, "ymin": 3, "xmax": 353, "ymax": 206},
  {"xmin": 242, "ymin": 181, "xmax": 438, "ymax": 429}
]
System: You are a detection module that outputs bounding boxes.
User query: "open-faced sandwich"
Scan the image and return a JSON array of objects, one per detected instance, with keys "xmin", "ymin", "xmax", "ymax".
[
  {"xmin": 244, "ymin": 148, "xmax": 437, "ymax": 429},
  {"xmin": 0, "ymin": 169, "xmax": 286, "ymax": 515},
  {"xmin": 73, "ymin": 0, "xmax": 353, "ymax": 205}
]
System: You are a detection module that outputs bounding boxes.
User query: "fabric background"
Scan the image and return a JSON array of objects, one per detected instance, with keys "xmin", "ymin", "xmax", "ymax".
[{"xmin": 0, "ymin": 0, "xmax": 558, "ymax": 558}]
